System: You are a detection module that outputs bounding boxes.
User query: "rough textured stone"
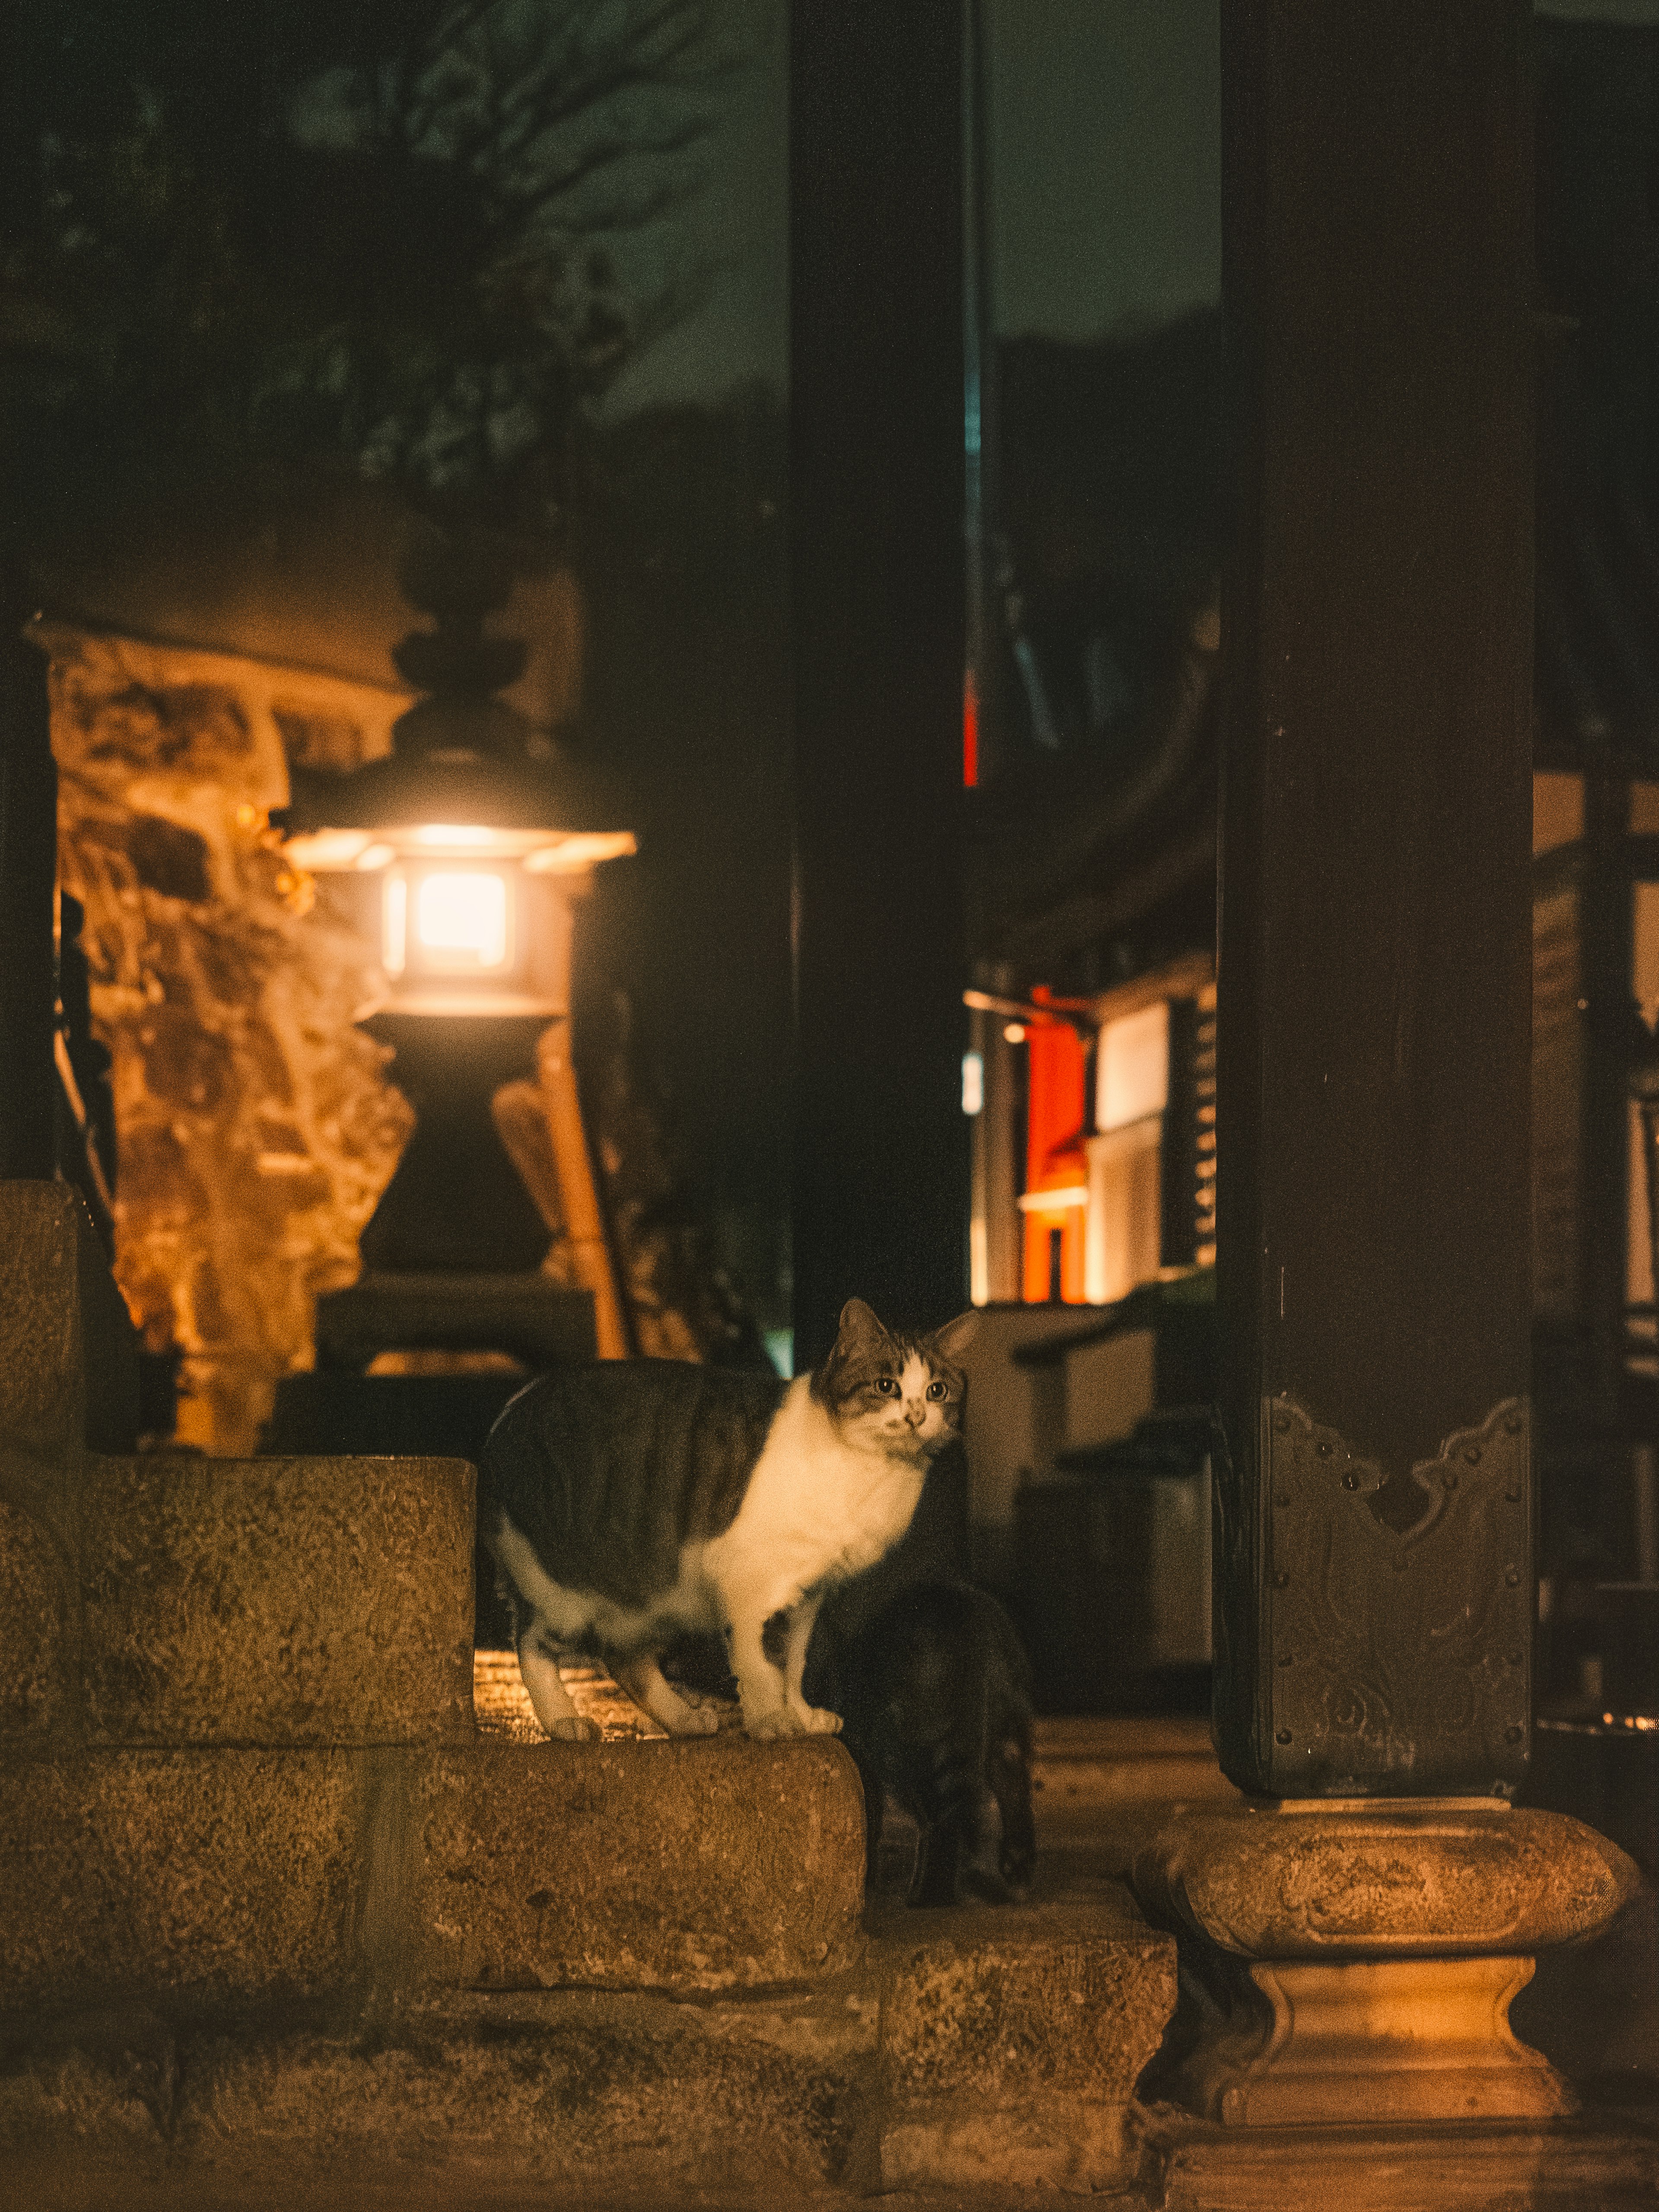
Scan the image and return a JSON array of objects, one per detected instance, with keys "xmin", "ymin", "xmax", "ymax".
[
  {"xmin": 0, "ymin": 1751, "xmax": 366, "ymax": 2007},
  {"xmin": 0, "ymin": 1182, "xmax": 139, "ymax": 1464},
  {"xmin": 0, "ymin": 2011, "xmax": 177, "ymax": 2171},
  {"xmin": 46, "ymin": 622, "xmax": 416, "ymax": 1458},
  {"xmin": 0, "ymin": 1183, "xmax": 95, "ymax": 1463},
  {"xmin": 0, "ymin": 1496, "xmax": 71, "ymax": 1739},
  {"xmin": 1166, "ymin": 1955, "xmax": 1578, "ymax": 2127},
  {"xmin": 409, "ymin": 1736, "xmax": 866, "ymax": 1993},
  {"xmin": 81, "ymin": 1455, "xmax": 474, "ymax": 1744},
  {"xmin": 874, "ymin": 1896, "xmax": 1176, "ymax": 2192},
  {"xmin": 1135, "ymin": 1802, "xmax": 1641, "ymax": 1958},
  {"xmin": 171, "ymin": 1993, "xmax": 869, "ymax": 2192},
  {"xmin": 1150, "ymin": 2111, "xmax": 1659, "ymax": 2212}
]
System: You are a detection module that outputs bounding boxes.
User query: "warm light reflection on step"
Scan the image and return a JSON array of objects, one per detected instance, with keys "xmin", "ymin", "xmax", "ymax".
[{"xmin": 472, "ymin": 1648, "xmax": 740, "ymax": 1742}]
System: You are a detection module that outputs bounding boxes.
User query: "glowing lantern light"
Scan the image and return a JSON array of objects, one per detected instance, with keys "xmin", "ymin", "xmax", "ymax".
[
  {"xmin": 415, "ymin": 868, "xmax": 509, "ymax": 968},
  {"xmin": 271, "ymin": 522, "xmax": 638, "ymax": 1360}
]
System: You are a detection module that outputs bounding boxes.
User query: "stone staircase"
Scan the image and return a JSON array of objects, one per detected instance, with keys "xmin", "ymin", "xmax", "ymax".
[{"xmin": 0, "ymin": 1184, "xmax": 1177, "ymax": 2205}]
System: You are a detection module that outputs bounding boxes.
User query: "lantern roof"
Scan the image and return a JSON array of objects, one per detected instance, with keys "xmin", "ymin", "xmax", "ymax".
[
  {"xmin": 273, "ymin": 519, "xmax": 634, "ymax": 871},
  {"xmin": 276, "ymin": 735, "xmax": 635, "ymax": 873}
]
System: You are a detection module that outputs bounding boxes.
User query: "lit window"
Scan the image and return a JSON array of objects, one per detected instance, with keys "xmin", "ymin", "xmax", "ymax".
[
  {"xmin": 1097, "ymin": 1001, "xmax": 1170, "ymax": 1131},
  {"xmin": 416, "ymin": 870, "xmax": 510, "ymax": 969},
  {"xmin": 962, "ymin": 1051, "xmax": 984, "ymax": 1115}
]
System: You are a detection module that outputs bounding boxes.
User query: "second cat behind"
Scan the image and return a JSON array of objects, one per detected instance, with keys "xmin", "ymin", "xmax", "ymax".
[{"xmin": 480, "ymin": 1298, "xmax": 976, "ymax": 1741}]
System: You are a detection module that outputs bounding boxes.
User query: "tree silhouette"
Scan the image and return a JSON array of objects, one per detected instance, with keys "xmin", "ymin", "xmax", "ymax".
[{"xmin": 2, "ymin": 0, "xmax": 733, "ymax": 550}]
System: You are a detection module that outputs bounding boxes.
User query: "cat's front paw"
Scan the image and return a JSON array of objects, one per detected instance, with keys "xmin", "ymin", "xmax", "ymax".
[
  {"xmin": 544, "ymin": 1716, "xmax": 602, "ymax": 1742},
  {"xmin": 794, "ymin": 1704, "xmax": 842, "ymax": 1735},
  {"xmin": 742, "ymin": 1705, "xmax": 800, "ymax": 1740}
]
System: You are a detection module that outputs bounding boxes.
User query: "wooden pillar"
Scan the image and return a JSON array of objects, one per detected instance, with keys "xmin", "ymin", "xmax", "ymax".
[
  {"xmin": 1132, "ymin": 11, "xmax": 1643, "ymax": 2140},
  {"xmin": 788, "ymin": 3, "xmax": 969, "ymax": 1367},
  {"xmin": 1213, "ymin": 0, "xmax": 1535, "ymax": 1797},
  {"xmin": 0, "ymin": 574, "xmax": 57, "ymax": 1181}
]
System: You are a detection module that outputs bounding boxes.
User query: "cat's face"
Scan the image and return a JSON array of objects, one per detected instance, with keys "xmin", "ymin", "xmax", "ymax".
[{"xmin": 815, "ymin": 1300, "xmax": 977, "ymax": 1460}]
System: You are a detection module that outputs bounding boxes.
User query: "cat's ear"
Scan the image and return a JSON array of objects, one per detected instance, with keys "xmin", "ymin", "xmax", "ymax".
[
  {"xmin": 838, "ymin": 1297, "xmax": 889, "ymax": 1346},
  {"xmin": 931, "ymin": 1311, "xmax": 979, "ymax": 1362}
]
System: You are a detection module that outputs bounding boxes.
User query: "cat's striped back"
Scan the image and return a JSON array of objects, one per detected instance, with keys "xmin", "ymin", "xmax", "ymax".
[{"xmin": 482, "ymin": 1359, "xmax": 788, "ymax": 1609}]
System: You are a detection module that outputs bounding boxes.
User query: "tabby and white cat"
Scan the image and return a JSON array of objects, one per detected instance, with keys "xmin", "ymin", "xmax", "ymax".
[{"xmin": 480, "ymin": 1299, "xmax": 976, "ymax": 1740}]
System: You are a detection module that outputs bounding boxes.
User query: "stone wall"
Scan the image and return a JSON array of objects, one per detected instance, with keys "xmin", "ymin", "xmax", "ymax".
[{"xmin": 41, "ymin": 624, "xmax": 416, "ymax": 1452}]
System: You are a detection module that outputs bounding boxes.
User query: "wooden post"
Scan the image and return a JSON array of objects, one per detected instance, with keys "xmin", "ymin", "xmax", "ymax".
[
  {"xmin": 1133, "ymin": 9, "xmax": 1642, "ymax": 2141},
  {"xmin": 788, "ymin": 1, "xmax": 969, "ymax": 1368},
  {"xmin": 1211, "ymin": 0, "xmax": 1537, "ymax": 1800}
]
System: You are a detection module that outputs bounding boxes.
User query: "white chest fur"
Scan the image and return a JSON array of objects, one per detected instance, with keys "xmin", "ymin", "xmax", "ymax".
[{"xmin": 700, "ymin": 1375, "xmax": 930, "ymax": 1611}]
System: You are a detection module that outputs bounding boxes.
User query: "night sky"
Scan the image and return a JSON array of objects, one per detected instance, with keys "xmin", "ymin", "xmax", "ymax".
[{"xmin": 606, "ymin": 0, "xmax": 1223, "ymax": 417}]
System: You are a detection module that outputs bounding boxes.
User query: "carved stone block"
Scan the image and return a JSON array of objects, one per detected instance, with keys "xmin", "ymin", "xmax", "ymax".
[
  {"xmin": 1135, "ymin": 1799, "xmax": 1641, "ymax": 2128},
  {"xmin": 1171, "ymin": 1956, "xmax": 1573, "ymax": 2126}
]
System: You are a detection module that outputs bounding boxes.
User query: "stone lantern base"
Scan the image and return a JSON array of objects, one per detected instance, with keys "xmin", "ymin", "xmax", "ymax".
[{"xmin": 1134, "ymin": 1799, "xmax": 1640, "ymax": 2129}]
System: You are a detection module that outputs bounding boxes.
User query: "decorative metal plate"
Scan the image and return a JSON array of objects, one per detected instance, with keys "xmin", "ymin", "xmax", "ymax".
[{"xmin": 1259, "ymin": 1394, "xmax": 1531, "ymax": 1797}]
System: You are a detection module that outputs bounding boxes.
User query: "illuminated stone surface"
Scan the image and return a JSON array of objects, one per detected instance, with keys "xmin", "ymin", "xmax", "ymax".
[
  {"xmin": 43, "ymin": 624, "xmax": 414, "ymax": 1453},
  {"xmin": 1135, "ymin": 1802, "xmax": 1641, "ymax": 2127},
  {"xmin": 0, "ymin": 1750, "xmax": 365, "ymax": 2008},
  {"xmin": 79, "ymin": 1454, "xmax": 475, "ymax": 1745},
  {"xmin": 0, "ymin": 1497, "xmax": 70, "ymax": 1739},
  {"xmin": 408, "ymin": 1736, "xmax": 867, "ymax": 1993},
  {"xmin": 874, "ymin": 1898, "xmax": 1175, "ymax": 2192},
  {"xmin": 1134, "ymin": 1801, "xmax": 1640, "ymax": 1958}
]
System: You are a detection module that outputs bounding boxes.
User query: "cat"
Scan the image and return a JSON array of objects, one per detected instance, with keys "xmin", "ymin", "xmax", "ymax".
[
  {"xmin": 811, "ymin": 1581, "xmax": 1037, "ymax": 1906},
  {"xmin": 479, "ymin": 1298, "xmax": 977, "ymax": 1741}
]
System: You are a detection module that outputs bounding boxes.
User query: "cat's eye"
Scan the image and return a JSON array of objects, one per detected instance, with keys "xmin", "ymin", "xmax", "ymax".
[
  {"xmin": 925, "ymin": 1379, "xmax": 949, "ymax": 1401},
  {"xmin": 874, "ymin": 1376, "xmax": 900, "ymax": 1396}
]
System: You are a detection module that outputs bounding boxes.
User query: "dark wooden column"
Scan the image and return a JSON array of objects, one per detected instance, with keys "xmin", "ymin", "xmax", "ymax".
[
  {"xmin": 789, "ymin": 3, "xmax": 969, "ymax": 1368},
  {"xmin": 0, "ymin": 573, "xmax": 58, "ymax": 1180},
  {"xmin": 1214, "ymin": 2, "xmax": 1536, "ymax": 1797}
]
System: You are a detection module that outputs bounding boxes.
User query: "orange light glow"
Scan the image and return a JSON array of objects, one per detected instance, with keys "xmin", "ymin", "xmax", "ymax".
[{"xmin": 1022, "ymin": 1020, "xmax": 1089, "ymax": 1302}]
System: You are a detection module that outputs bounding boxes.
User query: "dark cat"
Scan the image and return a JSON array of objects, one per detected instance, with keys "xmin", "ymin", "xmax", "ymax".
[
  {"xmin": 813, "ymin": 1581, "xmax": 1037, "ymax": 1906},
  {"xmin": 479, "ymin": 1299, "xmax": 976, "ymax": 1740}
]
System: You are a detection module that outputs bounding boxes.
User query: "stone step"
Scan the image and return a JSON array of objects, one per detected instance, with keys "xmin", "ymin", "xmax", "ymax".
[
  {"xmin": 871, "ymin": 1894, "xmax": 1174, "ymax": 2191},
  {"xmin": 1032, "ymin": 1713, "xmax": 1241, "ymax": 1819},
  {"xmin": 1, "ymin": 1887, "xmax": 1175, "ymax": 2203},
  {"xmin": 2, "ymin": 1452, "xmax": 477, "ymax": 1751},
  {"xmin": 0, "ymin": 1736, "xmax": 866, "ymax": 2012}
]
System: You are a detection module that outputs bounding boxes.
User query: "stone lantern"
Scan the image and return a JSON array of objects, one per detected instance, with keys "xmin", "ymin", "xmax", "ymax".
[{"xmin": 277, "ymin": 528, "xmax": 633, "ymax": 1378}]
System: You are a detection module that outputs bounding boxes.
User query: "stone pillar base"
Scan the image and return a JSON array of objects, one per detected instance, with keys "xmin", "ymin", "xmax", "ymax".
[
  {"xmin": 1135, "ymin": 1799, "xmax": 1638, "ymax": 2131},
  {"xmin": 1173, "ymin": 1953, "xmax": 1573, "ymax": 2126}
]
